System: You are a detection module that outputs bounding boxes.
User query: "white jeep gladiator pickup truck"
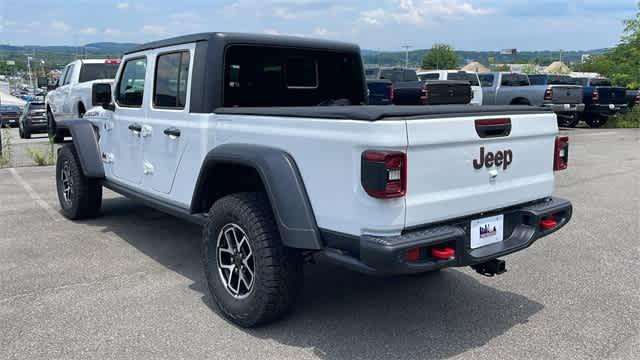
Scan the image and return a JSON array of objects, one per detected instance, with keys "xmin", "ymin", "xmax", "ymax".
[
  {"xmin": 45, "ymin": 58, "xmax": 120, "ymax": 142},
  {"xmin": 55, "ymin": 32, "xmax": 572, "ymax": 327}
]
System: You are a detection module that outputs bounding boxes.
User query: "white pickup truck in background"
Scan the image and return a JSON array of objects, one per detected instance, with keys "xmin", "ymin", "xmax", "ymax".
[
  {"xmin": 418, "ymin": 70, "xmax": 483, "ymax": 105},
  {"xmin": 45, "ymin": 59, "xmax": 120, "ymax": 142}
]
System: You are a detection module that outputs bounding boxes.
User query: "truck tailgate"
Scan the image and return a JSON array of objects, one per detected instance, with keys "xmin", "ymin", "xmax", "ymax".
[
  {"xmin": 404, "ymin": 112, "xmax": 557, "ymax": 228},
  {"xmin": 550, "ymin": 85, "xmax": 582, "ymax": 104},
  {"xmin": 597, "ymin": 87, "xmax": 627, "ymax": 105}
]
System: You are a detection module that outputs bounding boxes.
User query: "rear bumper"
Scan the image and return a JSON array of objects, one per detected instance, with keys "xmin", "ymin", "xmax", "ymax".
[
  {"xmin": 318, "ymin": 197, "xmax": 572, "ymax": 275},
  {"xmin": 543, "ymin": 103, "xmax": 584, "ymax": 113},
  {"xmin": 585, "ymin": 104, "xmax": 628, "ymax": 115}
]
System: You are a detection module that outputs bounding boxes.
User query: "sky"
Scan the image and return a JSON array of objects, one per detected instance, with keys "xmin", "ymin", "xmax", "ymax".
[{"xmin": 0, "ymin": 0, "xmax": 636, "ymax": 51}]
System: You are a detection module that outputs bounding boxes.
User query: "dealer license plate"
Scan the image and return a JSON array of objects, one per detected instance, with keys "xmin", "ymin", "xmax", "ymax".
[{"xmin": 470, "ymin": 215, "xmax": 504, "ymax": 249}]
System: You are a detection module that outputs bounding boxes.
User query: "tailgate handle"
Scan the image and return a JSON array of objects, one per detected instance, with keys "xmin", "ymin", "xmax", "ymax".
[{"xmin": 475, "ymin": 118, "xmax": 511, "ymax": 138}]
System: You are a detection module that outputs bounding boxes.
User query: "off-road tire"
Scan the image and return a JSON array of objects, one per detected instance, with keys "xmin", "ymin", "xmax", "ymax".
[
  {"xmin": 21, "ymin": 121, "xmax": 31, "ymax": 139},
  {"xmin": 56, "ymin": 144, "xmax": 102, "ymax": 220},
  {"xmin": 558, "ymin": 114, "xmax": 580, "ymax": 128},
  {"xmin": 584, "ymin": 114, "xmax": 608, "ymax": 128},
  {"xmin": 202, "ymin": 192, "xmax": 303, "ymax": 327},
  {"xmin": 48, "ymin": 111, "xmax": 64, "ymax": 143}
]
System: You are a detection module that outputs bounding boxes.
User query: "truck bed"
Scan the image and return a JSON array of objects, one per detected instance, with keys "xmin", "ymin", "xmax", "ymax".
[{"xmin": 215, "ymin": 105, "xmax": 551, "ymax": 121}]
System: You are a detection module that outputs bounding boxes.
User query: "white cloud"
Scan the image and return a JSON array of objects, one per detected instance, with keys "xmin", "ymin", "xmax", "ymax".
[
  {"xmin": 263, "ymin": 29, "xmax": 307, "ymax": 37},
  {"xmin": 142, "ymin": 25, "xmax": 170, "ymax": 36},
  {"xmin": 104, "ymin": 28, "xmax": 122, "ymax": 37},
  {"xmin": 50, "ymin": 20, "xmax": 71, "ymax": 33},
  {"xmin": 312, "ymin": 27, "xmax": 336, "ymax": 36},
  {"xmin": 116, "ymin": 2, "xmax": 129, "ymax": 9},
  {"xmin": 360, "ymin": 0, "xmax": 493, "ymax": 27},
  {"xmin": 80, "ymin": 27, "xmax": 97, "ymax": 35},
  {"xmin": 360, "ymin": 8, "xmax": 385, "ymax": 25}
]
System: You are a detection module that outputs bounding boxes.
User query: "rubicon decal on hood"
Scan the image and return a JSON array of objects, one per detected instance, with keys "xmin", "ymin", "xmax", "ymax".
[{"xmin": 473, "ymin": 147, "xmax": 513, "ymax": 170}]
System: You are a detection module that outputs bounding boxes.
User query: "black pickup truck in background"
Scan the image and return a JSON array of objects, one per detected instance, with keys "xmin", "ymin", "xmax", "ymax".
[
  {"xmin": 366, "ymin": 79, "xmax": 393, "ymax": 105},
  {"xmin": 626, "ymin": 89, "xmax": 639, "ymax": 109},
  {"xmin": 365, "ymin": 67, "xmax": 472, "ymax": 105},
  {"xmin": 574, "ymin": 77, "xmax": 628, "ymax": 127}
]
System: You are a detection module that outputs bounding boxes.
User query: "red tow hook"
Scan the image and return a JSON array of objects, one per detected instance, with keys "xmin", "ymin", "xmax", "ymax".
[
  {"xmin": 432, "ymin": 247, "xmax": 455, "ymax": 260},
  {"xmin": 540, "ymin": 218, "xmax": 558, "ymax": 230}
]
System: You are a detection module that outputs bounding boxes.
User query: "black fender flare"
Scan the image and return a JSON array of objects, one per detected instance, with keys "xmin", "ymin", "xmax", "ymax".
[
  {"xmin": 191, "ymin": 144, "xmax": 322, "ymax": 250},
  {"xmin": 58, "ymin": 120, "xmax": 104, "ymax": 178}
]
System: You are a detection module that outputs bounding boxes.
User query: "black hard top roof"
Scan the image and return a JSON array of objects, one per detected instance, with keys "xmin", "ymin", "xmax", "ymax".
[{"xmin": 124, "ymin": 32, "xmax": 360, "ymax": 55}]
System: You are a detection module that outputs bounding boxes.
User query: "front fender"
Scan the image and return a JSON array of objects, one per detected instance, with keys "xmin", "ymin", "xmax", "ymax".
[
  {"xmin": 192, "ymin": 144, "xmax": 322, "ymax": 250},
  {"xmin": 57, "ymin": 120, "xmax": 104, "ymax": 178}
]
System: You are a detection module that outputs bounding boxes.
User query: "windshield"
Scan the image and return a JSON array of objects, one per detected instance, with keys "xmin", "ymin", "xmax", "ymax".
[
  {"xmin": 79, "ymin": 63, "xmax": 119, "ymax": 83},
  {"xmin": 447, "ymin": 72, "xmax": 479, "ymax": 86},
  {"xmin": 547, "ymin": 75, "xmax": 576, "ymax": 85},
  {"xmin": 0, "ymin": 105, "xmax": 21, "ymax": 112}
]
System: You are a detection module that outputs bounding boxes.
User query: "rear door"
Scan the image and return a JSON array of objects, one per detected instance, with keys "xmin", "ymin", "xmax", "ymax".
[
  {"xmin": 143, "ymin": 45, "xmax": 194, "ymax": 194},
  {"xmin": 404, "ymin": 112, "xmax": 557, "ymax": 227}
]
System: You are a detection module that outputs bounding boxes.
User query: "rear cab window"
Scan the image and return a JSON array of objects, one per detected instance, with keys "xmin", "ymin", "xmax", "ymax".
[
  {"xmin": 528, "ymin": 75, "xmax": 546, "ymax": 85},
  {"xmin": 116, "ymin": 57, "xmax": 147, "ymax": 107},
  {"xmin": 418, "ymin": 73, "xmax": 440, "ymax": 81},
  {"xmin": 590, "ymin": 78, "xmax": 612, "ymax": 87},
  {"xmin": 500, "ymin": 73, "xmax": 529, "ymax": 87},
  {"xmin": 365, "ymin": 68, "xmax": 380, "ymax": 80},
  {"xmin": 447, "ymin": 72, "xmax": 479, "ymax": 86},
  {"xmin": 223, "ymin": 45, "xmax": 365, "ymax": 107},
  {"xmin": 546, "ymin": 75, "xmax": 575, "ymax": 85},
  {"xmin": 79, "ymin": 62, "xmax": 120, "ymax": 83}
]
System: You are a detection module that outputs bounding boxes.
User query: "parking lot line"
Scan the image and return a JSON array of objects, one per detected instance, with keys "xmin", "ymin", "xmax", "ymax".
[{"xmin": 8, "ymin": 167, "xmax": 63, "ymax": 222}]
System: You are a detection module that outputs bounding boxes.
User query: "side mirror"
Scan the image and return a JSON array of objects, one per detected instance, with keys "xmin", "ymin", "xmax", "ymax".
[{"xmin": 92, "ymin": 83, "xmax": 113, "ymax": 109}]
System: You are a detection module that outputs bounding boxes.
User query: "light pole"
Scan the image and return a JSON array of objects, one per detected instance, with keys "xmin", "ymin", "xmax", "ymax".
[
  {"xmin": 401, "ymin": 44, "xmax": 411, "ymax": 68},
  {"xmin": 26, "ymin": 56, "xmax": 34, "ymax": 95}
]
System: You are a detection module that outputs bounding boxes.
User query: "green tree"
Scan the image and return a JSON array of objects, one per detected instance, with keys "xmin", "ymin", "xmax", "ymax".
[
  {"xmin": 574, "ymin": 2, "xmax": 640, "ymax": 88},
  {"xmin": 421, "ymin": 44, "xmax": 458, "ymax": 70}
]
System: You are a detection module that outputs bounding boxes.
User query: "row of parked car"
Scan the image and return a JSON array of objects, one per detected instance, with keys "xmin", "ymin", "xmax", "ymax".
[{"xmin": 366, "ymin": 67, "xmax": 639, "ymax": 128}]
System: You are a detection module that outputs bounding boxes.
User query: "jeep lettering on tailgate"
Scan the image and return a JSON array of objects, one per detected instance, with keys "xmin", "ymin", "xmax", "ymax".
[{"xmin": 473, "ymin": 147, "xmax": 513, "ymax": 170}]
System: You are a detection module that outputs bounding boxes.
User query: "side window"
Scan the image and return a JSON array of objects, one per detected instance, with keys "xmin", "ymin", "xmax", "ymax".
[
  {"xmin": 62, "ymin": 64, "xmax": 75, "ymax": 85},
  {"xmin": 116, "ymin": 58, "xmax": 147, "ymax": 107},
  {"xmin": 58, "ymin": 66, "xmax": 69, "ymax": 86},
  {"xmin": 479, "ymin": 74, "xmax": 494, "ymax": 87},
  {"xmin": 154, "ymin": 51, "xmax": 191, "ymax": 108},
  {"xmin": 528, "ymin": 75, "xmax": 545, "ymax": 85}
]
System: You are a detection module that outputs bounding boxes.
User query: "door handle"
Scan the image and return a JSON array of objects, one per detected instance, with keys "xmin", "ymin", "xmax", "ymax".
[
  {"xmin": 163, "ymin": 127, "xmax": 181, "ymax": 137},
  {"xmin": 128, "ymin": 123, "xmax": 142, "ymax": 132}
]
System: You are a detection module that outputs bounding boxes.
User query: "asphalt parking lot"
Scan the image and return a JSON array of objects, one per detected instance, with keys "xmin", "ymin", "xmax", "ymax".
[{"xmin": 0, "ymin": 128, "xmax": 638, "ymax": 360}]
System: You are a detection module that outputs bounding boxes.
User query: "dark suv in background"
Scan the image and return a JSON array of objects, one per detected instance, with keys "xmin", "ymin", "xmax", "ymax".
[
  {"xmin": 19, "ymin": 102, "xmax": 47, "ymax": 139},
  {"xmin": 0, "ymin": 104, "xmax": 22, "ymax": 128}
]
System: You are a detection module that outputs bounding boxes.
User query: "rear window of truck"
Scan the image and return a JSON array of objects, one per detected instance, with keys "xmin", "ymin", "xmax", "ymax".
[
  {"xmin": 447, "ymin": 72, "xmax": 479, "ymax": 86},
  {"xmin": 223, "ymin": 46, "xmax": 365, "ymax": 107},
  {"xmin": 501, "ymin": 74, "xmax": 530, "ymax": 86},
  {"xmin": 547, "ymin": 75, "xmax": 576, "ymax": 85},
  {"xmin": 590, "ymin": 78, "xmax": 612, "ymax": 87},
  {"xmin": 365, "ymin": 68, "xmax": 380, "ymax": 80},
  {"xmin": 79, "ymin": 63, "xmax": 119, "ymax": 83}
]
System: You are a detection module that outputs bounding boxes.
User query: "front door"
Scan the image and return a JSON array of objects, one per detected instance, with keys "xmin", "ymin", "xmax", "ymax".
[
  {"xmin": 142, "ymin": 48, "xmax": 194, "ymax": 194},
  {"xmin": 111, "ymin": 56, "xmax": 148, "ymax": 185}
]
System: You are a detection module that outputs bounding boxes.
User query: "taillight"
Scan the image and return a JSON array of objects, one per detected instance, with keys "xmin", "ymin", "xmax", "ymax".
[
  {"xmin": 420, "ymin": 85, "xmax": 430, "ymax": 103},
  {"xmin": 634, "ymin": 94, "xmax": 640, "ymax": 105},
  {"xmin": 554, "ymin": 136, "xmax": 569, "ymax": 171},
  {"xmin": 544, "ymin": 88, "xmax": 553, "ymax": 101},
  {"xmin": 388, "ymin": 84, "xmax": 394, "ymax": 102},
  {"xmin": 361, "ymin": 151, "xmax": 407, "ymax": 199},
  {"xmin": 104, "ymin": 59, "xmax": 121, "ymax": 65},
  {"xmin": 592, "ymin": 90, "xmax": 599, "ymax": 102}
]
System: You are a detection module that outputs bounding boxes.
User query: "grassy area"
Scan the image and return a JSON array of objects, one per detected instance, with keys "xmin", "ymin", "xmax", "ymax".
[{"xmin": 608, "ymin": 107, "xmax": 640, "ymax": 128}]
